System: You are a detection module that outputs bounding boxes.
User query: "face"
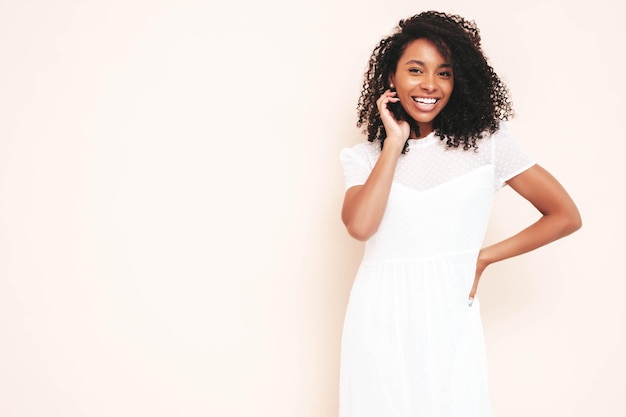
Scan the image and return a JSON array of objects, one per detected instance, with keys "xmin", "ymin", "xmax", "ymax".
[{"xmin": 390, "ymin": 38, "xmax": 454, "ymax": 137}]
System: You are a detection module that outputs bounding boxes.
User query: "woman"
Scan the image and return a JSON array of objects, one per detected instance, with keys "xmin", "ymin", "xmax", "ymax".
[{"xmin": 338, "ymin": 11, "xmax": 581, "ymax": 417}]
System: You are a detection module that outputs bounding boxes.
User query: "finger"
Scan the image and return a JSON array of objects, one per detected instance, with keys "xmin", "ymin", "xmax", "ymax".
[
  {"xmin": 377, "ymin": 95, "xmax": 400, "ymax": 108},
  {"xmin": 377, "ymin": 90, "xmax": 397, "ymax": 103},
  {"xmin": 377, "ymin": 93, "xmax": 393, "ymax": 104},
  {"xmin": 468, "ymin": 287, "xmax": 477, "ymax": 306}
]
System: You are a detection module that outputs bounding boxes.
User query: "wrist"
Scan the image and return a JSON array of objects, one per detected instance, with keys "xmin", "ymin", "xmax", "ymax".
[
  {"xmin": 477, "ymin": 248, "xmax": 494, "ymax": 270},
  {"xmin": 382, "ymin": 136, "xmax": 407, "ymax": 152}
]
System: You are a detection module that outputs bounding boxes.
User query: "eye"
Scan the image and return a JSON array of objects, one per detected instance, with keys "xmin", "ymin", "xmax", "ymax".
[
  {"xmin": 408, "ymin": 68, "xmax": 423, "ymax": 74},
  {"xmin": 438, "ymin": 71, "xmax": 452, "ymax": 78}
]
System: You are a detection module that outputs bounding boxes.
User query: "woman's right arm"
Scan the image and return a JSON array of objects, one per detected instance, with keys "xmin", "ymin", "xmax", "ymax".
[{"xmin": 341, "ymin": 90, "xmax": 409, "ymax": 241}]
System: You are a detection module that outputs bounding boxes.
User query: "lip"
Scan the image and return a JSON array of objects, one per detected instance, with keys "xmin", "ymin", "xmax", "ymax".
[{"xmin": 411, "ymin": 96, "xmax": 440, "ymax": 112}]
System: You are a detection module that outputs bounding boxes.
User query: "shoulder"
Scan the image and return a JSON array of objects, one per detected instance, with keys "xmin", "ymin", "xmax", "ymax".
[
  {"xmin": 477, "ymin": 121, "xmax": 527, "ymax": 155},
  {"xmin": 340, "ymin": 140, "xmax": 381, "ymax": 165},
  {"xmin": 485, "ymin": 122, "xmax": 536, "ymax": 186},
  {"xmin": 341, "ymin": 140, "xmax": 381, "ymax": 154},
  {"xmin": 480, "ymin": 121, "xmax": 512, "ymax": 144},
  {"xmin": 485, "ymin": 121, "xmax": 533, "ymax": 154}
]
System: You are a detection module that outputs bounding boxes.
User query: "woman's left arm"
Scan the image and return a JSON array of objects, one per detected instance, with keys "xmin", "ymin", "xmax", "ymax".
[{"xmin": 469, "ymin": 164, "xmax": 582, "ymax": 300}]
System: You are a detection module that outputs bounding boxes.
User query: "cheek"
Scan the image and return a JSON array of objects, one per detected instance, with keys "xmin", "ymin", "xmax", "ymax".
[
  {"xmin": 446, "ymin": 80, "xmax": 454, "ymax": 95},
  {"xmin": 442, "ymin": 82, "xmax": 454, "ymax": 104}
]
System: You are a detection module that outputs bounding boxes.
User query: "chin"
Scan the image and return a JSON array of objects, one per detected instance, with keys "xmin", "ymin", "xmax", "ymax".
[{"xmin": 410, "ymin": 115, "xmax": 438, "ymax": 124}]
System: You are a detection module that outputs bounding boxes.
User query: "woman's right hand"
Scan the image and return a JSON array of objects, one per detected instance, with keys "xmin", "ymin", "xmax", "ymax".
[
  {"xmin": 376, "ymin": 89, "xmax": 410, "ymax": 151},
  {"xmin": 341, "ymin": 90, "xmax": 410, "ymax": 240}
]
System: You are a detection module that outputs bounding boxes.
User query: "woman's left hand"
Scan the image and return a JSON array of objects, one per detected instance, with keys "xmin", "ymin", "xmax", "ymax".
[{"xmin": 468, "ymin": 251, "xmax": 489, "ymax": 306}]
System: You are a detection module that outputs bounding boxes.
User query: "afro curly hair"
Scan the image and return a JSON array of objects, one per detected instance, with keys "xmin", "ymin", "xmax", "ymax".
[{"xmin": 357, "ymin": 11, "xmax": 514, "ymax": 153}]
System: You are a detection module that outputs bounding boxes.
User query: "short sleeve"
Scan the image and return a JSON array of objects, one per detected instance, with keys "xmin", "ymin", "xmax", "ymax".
[
  {"xmin": 493, "ymin": 123, "xmax": 536, "ymax": 188},
  {"xmin": 339, "ymin": 144, "xmax": 372, "ymax": 190}
]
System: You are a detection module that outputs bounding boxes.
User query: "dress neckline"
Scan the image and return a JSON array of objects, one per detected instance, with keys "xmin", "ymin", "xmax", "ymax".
[{"xmin": 407, "ymin": 131, "xmax": 438, "ymax": 148}]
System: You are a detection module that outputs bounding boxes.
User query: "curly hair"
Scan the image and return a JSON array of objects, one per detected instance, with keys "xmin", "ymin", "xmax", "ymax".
[{"xmin": 356, "ymin": 11, "xmax": 513, "ymax": 152}]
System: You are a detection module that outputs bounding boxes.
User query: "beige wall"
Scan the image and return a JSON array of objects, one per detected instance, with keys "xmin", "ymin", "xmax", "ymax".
[{"xmin": 0, "ymin": 0, "xmax": 624, "ymax": 416}]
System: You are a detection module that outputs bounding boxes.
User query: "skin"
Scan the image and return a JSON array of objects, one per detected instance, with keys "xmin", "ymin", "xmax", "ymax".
[
  {"xmin": 389, "ymin": 38, "xmax": 454, "ymax": 138},
  {"xmin": 341, "ymin": 38, "xmax": 582, "ymax": 302}
]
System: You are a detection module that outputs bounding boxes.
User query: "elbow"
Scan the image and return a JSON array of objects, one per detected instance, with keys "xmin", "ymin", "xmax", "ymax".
[
  {"xmin": 557, "ymin": 208, "xmax": 583, "ymax": 237},
  {"xmin": 341, "ymin": 200, "xmax": 381, "ymax": 241},
  {"xmin": 343, "ymin": 219, "xmax": 378, "ymax": 241},
  {"xmin": 568, "ymin": 211, "xmax": 583, "ymax": 234},
  {"xmin": 565, "ymin": 203, "xmax": 583, "ymax": 234}
]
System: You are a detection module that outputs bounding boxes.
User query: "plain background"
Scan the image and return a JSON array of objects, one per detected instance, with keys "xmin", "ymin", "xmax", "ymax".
[{"xmin": 1, "ymin": 0, "xmax": 625, "ymax": 416}]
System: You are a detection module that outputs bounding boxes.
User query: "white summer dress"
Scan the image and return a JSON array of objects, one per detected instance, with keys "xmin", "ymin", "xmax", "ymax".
[{"xmin": 338, "ymin": 123, "xmax": 535, "ymax": 417}]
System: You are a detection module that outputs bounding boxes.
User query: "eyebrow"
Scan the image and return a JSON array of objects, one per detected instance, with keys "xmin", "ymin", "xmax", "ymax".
[{"xmin": 404, "ymin": 59, "xmax": 452, "ymax": 68}]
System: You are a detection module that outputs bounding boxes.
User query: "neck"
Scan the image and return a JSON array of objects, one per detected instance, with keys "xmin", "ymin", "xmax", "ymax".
[
  {"xmin": 412, "ymin": 132, "xmax": 432, "ymax": 139},
  {"xmin": 410, "ymin": 124, "xmax": 433, "ymax": 139}
]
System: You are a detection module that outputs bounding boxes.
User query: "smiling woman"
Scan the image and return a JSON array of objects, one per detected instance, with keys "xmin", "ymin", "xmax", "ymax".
[
  {"xmin": 356, "ymin": 11, "xmax": 514, "ymax": 155},
  {"xmin": 338, "ymin": 11, "xmax": 581, "ymax": 417},
  {"xmin": 389, "ymin": 38, "xmax": 454, "ymax": 134}
]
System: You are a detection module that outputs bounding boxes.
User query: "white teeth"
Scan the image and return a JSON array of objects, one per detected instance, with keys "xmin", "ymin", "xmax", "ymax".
[{"xmin": 413, "ymin": 97, "xmax": 437, "ymax": 104}]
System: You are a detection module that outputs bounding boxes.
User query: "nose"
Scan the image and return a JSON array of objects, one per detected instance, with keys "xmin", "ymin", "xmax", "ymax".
[{"xmin": 420, "ymin": 73, "xmax": 436, "ymax": 92}]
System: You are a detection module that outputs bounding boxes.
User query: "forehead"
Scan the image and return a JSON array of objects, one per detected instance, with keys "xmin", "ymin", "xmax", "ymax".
[{"xmin": 399, "ymin": 38, "xmax": 450, "ymax": 64}]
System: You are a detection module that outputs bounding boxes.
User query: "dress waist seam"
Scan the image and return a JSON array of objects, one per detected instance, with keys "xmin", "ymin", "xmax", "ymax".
[{"xmin": 361, "ymin": 249, "xmax": 478, "ymax": 266}]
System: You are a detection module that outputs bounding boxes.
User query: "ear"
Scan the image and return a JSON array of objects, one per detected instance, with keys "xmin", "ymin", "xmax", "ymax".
[{"xmin": 388, "ymin": 75, "xmax": 395, "ymax": 89}]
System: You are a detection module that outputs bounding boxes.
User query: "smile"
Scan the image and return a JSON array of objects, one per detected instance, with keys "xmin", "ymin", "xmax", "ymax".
[{"xmin": 412, "ymin": 97, "xmax": 439, "ymax": 104}]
